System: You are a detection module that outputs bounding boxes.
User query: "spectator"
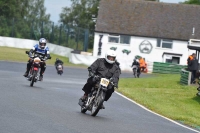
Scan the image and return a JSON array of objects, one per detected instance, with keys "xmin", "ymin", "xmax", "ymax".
[
  {"xmin": 143, "ymin": 58, "xmax": 147, "ymax": 73},
  {"xmin": 139, "ymin": 57, "xmax": 145, "ymax": 72},
  {"xmin": 187, "ymin": 53, "xmax": 195, "ymax": 64},
  {"xmin": 188, "ymin": 53, "xmax": 199, "ymax": 84}
]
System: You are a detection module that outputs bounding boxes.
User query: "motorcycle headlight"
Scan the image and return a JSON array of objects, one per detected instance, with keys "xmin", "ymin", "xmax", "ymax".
[
  {"xmin": 34, "ymin": 61, "xmax": 40, "ymax": 64},
  {"xmin": 34, "ymin": 57, "xmax": 41, "ymax": 64}
]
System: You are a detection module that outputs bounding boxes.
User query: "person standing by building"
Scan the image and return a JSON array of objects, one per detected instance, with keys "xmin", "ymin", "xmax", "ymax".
[{"xmin": 188, "ymin": 53, "xmax": 199, "ymax": 84}]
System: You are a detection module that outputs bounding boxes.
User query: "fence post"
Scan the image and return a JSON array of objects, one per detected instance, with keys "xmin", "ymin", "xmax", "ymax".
[
  {"xmin": 11, "ymin": 18, "xmax": 15, "ymax": 37},
  {"xmin": 30, "ymin": 21, "xmax": 34, "ymax": 39},
  {"xmin": 50, "ymin": 22, "xmax": 54, "ymax": 43},
  {"xmin": 76, "ymin": 27, "xmax": 80, "ymax": 50},
  {"xmin": 58, "ymin": 24, "xmax": 62, "ymax": 45},
  {"xmin": 41, "ymin": 21, "xmax": 44, "ymax": 38},
  {"xmin": 66, "ymin": 24, "xmax": 69, "ymax": 46},
  {"xmin": 188, "ymin": 71, "xmax": 191, "ymax": 85},
  {"xmin": 83, "ymin": 29, "xmax": 89, "ymax": 51}
]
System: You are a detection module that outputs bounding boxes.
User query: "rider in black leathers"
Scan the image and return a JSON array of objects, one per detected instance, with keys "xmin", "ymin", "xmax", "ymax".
[
  {"xmin": 131, "ymin": 59, "xmax": 140, "ymax": 74},
  {"xmin": 80, "ymin": 50, "xmax": 121, "ymax": 109},
  {"xmin": 55, "ymin": 58, "xmax": 63, "ymax": 67},
  {"xmin": 55, "ymin": 58, "xmax": 64, "ymax": 73}
]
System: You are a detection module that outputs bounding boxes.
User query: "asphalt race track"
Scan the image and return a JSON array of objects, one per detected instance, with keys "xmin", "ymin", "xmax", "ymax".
[{"xmin": 0, "ymin": 61, "xmax": 199, "ymax": 133}]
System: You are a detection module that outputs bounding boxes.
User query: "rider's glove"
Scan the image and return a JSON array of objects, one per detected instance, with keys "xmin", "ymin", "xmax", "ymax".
[
  {"xmin": 28, "ymin": 52, "xmax": 33, "ymax": 58},
  {"xmin": 89, "ymin": 71, "xmax": 94, "ymax": 77},
  {"xmin": 113, "ymin": 83, "xmax": 118, "ymax": 89}
]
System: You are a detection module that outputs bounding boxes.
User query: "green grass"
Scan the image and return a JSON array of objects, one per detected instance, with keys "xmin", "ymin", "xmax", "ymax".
[
  {"xmin": 0, "ymin": 46, "xmax": 87, "ymax": 68},
  {"xmin": 118, "ymin": 74, "xmax": 200, "ymax": 128}
]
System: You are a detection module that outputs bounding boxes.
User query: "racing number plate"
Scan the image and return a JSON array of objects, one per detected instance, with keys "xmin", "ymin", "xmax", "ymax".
[{"xmin": 100, "ymin": 78, "xmax": 110, "ymax": 87}]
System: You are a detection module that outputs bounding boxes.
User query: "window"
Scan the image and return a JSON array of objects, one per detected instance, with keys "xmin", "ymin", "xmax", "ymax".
[
  {"xmin": 109, "ymin": 36, "xmax": 119, "ymax": 43},
  {"xmin": 157, "ymin": 39, "xmax": 173, "ymax": 49},
  {"xmin": 108, "ymin": 34, "xmax": 130, "ymax": 44},
  {"xmin": 165, "ymin": 57, "xmax": 180, "ymax": 64}
]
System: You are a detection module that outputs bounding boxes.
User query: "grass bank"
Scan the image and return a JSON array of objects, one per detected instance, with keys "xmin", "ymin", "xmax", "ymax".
[
  {"xmin": 118, "ymin": 74, "xmax": 200, "ymax": 128},
  {"xmin": 0, "ymin": 46, "xmax": 87, "ymax": 68}
]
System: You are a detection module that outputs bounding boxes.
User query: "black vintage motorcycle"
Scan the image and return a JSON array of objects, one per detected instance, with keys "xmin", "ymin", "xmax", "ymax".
[
  {"xmin": 132, "ymin": 65, "xmax": 140, "ymax": 78},
  {"xmin": 25, "ymin": 51, "xmax": 51, "ymax": 87},
  {"xmin": 78, "ymin": 75, "xmax": 115, "ymax": 116},
  {"xmin": 55, "ymin": 63, "xmax": 63, "ymax": 75}
]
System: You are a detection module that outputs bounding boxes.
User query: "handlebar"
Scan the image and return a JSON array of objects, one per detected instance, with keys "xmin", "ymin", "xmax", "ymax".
[
  {"xmin": 25, "ymin": 51, "xmax": 51, "ymax": 61},
  {"xmin": 93, "ymin": 75, "xmax": 116, "ymax": 87}
]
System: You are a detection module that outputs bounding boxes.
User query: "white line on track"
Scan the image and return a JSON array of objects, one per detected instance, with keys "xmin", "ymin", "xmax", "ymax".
[{"xmin": 115, "ymin": 91, "xmax": 200, "ymax": 133}]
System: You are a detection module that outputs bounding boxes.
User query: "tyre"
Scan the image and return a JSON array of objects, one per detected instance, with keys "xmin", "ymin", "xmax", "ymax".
[
  {"xmin": 91, "ymin": 91, "xmax": 105, "ymax": 116},
  {"xmin": 30, "ymin": 71, "xmax": 36, "ymax": 87},
  {"xmin": 137, "ymin": 73, "xmax": 140, "ymax": 78},
  {"xmin": 133, "ymin": 69, "xmax": 137, "ymax": 78},
  {"xmin": 81, "ymin": 106, "xmax": 87, "ymax": 113}
]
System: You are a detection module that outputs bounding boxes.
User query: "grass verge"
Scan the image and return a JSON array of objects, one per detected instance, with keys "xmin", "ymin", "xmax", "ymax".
[
  {"xmin": 0, "ymin": 46, "xmax": 87, "ymax": 68},
  {"xmin": 118, "ymin": 74, "xmax": 200, "ymax": 128}
]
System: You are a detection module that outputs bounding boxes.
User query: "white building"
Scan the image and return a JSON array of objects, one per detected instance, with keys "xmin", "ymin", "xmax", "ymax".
[{"xmin": 93, "ymin": 0, "xmax": 199, "ymax": 71}]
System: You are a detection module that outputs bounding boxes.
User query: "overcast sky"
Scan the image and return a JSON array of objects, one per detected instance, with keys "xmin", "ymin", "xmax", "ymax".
[{"xmin": 44, "ymin": 0, "xmax": 187, "ymax": 23}]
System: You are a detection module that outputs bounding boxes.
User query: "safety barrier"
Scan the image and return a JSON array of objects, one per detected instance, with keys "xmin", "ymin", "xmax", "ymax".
[
  {"xmin": 180, "ymin": 69, "xmax": 191, "ymax": 85},
  {"xmin": 153, "ymin": 62, "xmax": 186, "ymax": 74},
  {"xmin": 146, "ymin": 61, "xmax": 153, "ymax": 73}
]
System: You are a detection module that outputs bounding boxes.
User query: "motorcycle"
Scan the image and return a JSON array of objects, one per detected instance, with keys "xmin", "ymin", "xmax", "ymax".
[
  {"xmin": 25, "ymin": 51, "xmax": 51, "ymax": 87},
  {"xmin": 132, "ymin": 65, "xmax": 140, "ymax": 78},
  {"xmin": 78, "ymin": 75, "xmax": 115, "ymax": 116},
  {"xmin": 56, "ymin": 63, "xmax": 63, "ymax": 75}
]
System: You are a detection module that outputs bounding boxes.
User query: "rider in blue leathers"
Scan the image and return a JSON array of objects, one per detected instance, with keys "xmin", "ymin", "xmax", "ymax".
[{"xmin": 23, "ymin": 38, "xmax": 51, "ymax": 81}]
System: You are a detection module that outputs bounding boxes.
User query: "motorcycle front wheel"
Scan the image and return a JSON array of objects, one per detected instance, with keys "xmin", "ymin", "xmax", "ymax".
[
  {"xmin": 30, "ymin": 70, "xmax": 36, "ymax": 87},
  {"xmin": 91, "ymin": 90, "xmax": 105, "ymax": 116},
  {"xmin": 133, "ymin": 69, "xmax": 137, "ymax": 78}
]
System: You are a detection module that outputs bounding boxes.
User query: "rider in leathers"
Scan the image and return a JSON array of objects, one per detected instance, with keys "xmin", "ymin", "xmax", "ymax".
[
  {"xmin": 80, "ymin": 50, "xmax": 121, "ymax": 109},
  {"xmin": 23, "ymin": 38, "xmax": 50, "ymax": 81},
  {"xmin": 131, "ymin": 59, "xmax": 140, "ymax": 74}
]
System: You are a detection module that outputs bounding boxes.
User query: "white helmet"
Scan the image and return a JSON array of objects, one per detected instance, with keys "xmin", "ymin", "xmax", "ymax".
[
  {"xmin": 105, "ymin": 50, "xmax": 117, "ymax": 64},
  {"xmin": 39, "ymin": 38, "xmax": 47, "ymax": 49}
]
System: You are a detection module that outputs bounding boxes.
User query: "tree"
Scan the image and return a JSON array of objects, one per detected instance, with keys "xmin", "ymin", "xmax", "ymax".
[
  {"xmin": 0, "ymin": 0, "xmax": 51, "ymax": 39},
  {"xmin": 59, "ymin": 0, "xmax": 99, "ymax": 49},
  {"xmin": 182, "ymin": 0, "xmax": 200, "ymax": 5}
]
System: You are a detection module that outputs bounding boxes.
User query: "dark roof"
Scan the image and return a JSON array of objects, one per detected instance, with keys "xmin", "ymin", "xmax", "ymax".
[{"xmin": 95, "ymin": 0, "xmax": 200, "ymax": 41}]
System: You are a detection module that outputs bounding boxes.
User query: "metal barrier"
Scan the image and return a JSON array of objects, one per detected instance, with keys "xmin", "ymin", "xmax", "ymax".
[
  {"xmin": 180, "ymin": 69, "xmax": 191, "ymax": 85},
  {"xmin": 153, "ymin": 62, "xmax": 186, "ymax": 74}
]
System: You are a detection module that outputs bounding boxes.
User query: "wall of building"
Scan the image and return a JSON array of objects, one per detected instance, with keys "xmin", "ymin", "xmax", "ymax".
[{"xmin": 93, "ymin": 32, "xmax": 195, "ymax": 71}]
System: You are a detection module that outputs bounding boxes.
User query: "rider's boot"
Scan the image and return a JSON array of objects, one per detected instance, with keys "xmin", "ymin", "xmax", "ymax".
[
  {"xmin": 23, "ymin": 71, "xmax": 29, "ymax": 77},
  {"xmin": 80, "ymin": 93, "xmax": 88, "ymax": 101},
  {"xmin": 23, "ymin": 62, "xmax": 31, "ymax": 77},
  {"xmin": 101, "ymin": 104, "xmax": 105, "ymax": 109},
  {"xmin": 39, "ymin": 74, "xmax": 43, "ymax": 81}
]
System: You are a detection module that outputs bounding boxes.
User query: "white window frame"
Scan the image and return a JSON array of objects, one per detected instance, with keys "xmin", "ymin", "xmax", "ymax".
[
  {"xmin": 157, "ymin": 39, "xmax": 173, "ymax": 49},
  {"xmin": 108, "ymin": 34, "xmax": 131, "ymax": 45}
]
